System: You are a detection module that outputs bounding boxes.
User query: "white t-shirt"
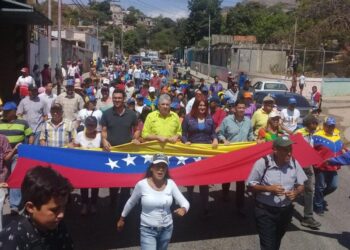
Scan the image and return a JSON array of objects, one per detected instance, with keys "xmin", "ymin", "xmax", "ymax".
[
  {"xmin": 16, "ymin": 75, "xmax": 35, "ymax": 87},
  {"xmin": 121, "ymin": 178, "xmax": 190, "ymax": 227},
  {"xmin": 135, "ymin": 104, "xmax": 146, "ymax": 114},
  {"xmin": 77, "ymin": 109, "xmax": 103, "ymax": 131},
  {"xmin": 185, "ymin": 97, "xmax": 195, "ymax": 114},
  {"xmin": 281, "ymin": 108, "xmax": 300, "ymax": 132},
  {"xmin": 39, "ymin": 92, "xmax": 57, "ymax": 118},
  {"xmin": 125, "ymin": 86, "xmax": 135, "ymax": 100},
  {"xmin": 299, "ymin": 75, "xmax": 306, "ymax": 85},
  {"xmin": 133, "ymin": 68, "xmax": 142, "ymax": 79},
  {"xmin": 74, "ymin": 131, "xmax": 101, "ymax": 148}
]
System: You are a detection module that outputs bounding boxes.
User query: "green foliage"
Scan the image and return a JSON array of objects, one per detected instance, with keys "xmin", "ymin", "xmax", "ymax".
[
  {"xmin": 224, "ymin": 3, "xmax": 294, "ymax": 43},
  {"xmin": 149, "ymin": 28, "xmax": 178, "ymax": 52},
  {"xmin": 124, "ymin": 12, "xmax": 138, "ymax": 26},
  {"xmin": 124, "ymin": 31, "xmax": 139, "ymax": 54},
  {"xmin": 186, "ymin": 0, "xmax": 223, "ymax": 45}
]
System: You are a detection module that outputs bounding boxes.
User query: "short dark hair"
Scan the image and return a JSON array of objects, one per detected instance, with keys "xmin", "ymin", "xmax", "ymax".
[
  {"xmin": 234, "ymin": 99, "xmax": 246, "ymax": 107},
  {"xmin": 303, "ymin": 114, "xmax": 319, "ymax": 127},
  {"xmin": 113, "ymin": 89, "xmax": 126, "ymax": 98},
  {"xmin": 21, "ymin": 166, "xmax": 73, "ymax": 209}
]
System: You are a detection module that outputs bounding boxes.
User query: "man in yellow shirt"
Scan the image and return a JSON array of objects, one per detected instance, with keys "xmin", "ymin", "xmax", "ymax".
[
  {"xmin": 251, "ymin": 95, "xmax": 275, "ymax": 136},
  {"xmin": 142, "ymin": 94, "xmax": 181, "ymax": 143}
]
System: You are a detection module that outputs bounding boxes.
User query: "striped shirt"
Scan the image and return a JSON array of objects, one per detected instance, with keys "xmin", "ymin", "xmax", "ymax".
[
  {"xmin": 0, "ymin": 119, "xmax": 33, "ymax": 147},
  {"xmin": 40, "ymin": 119, "xmax": 76, "ymax": 147}
]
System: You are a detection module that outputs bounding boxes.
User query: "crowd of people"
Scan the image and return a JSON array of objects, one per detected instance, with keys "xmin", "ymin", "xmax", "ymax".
[{"xmin": 0, "ymin": 57, "xmax": 345, "ymax": 249}]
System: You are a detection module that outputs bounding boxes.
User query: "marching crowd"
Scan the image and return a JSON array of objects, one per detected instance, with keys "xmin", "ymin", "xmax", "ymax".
[{"xmin": 0, "ymin": 58, "xmax": 345, "ymax": 250}]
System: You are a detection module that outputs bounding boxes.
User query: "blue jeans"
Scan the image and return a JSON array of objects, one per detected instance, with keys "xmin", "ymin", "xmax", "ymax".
[
  {"xmin": 140, "ymin": 224, "xmax": 173, "ymax": 250},
  {"xmin": 9, "ymin": 155, "xmax": 22, "ymax": 210},
  {"xmin": 314, "ymin": 170, "xmax": 338, "ymax": 212}
]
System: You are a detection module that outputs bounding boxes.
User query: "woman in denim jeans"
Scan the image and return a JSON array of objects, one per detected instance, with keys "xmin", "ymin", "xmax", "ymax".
[
  {"xmin": 117, "ymin": 154, "xmax": 189, "ymax": 250},
  {"xmin": 181, "ymin": 96, "xmax": 218, "ymax": 217}
]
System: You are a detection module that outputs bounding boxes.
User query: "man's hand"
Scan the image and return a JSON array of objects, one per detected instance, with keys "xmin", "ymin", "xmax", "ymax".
[
  {"xmin": 116, "ymin": 217, "xmax": 125, "ymax": 232},
  {"xmin": 185, "ymin": 141, "xmax": 191, "ymax": 145},
  {"xmin": 102, "ymin": 139, "xmax": 111, "ymax": 151},
  {"xmin": 167, "ymin": 136, "xmax": 178, "ymax": 144},
  {"xmin": 285, "ymin": 190, "xmax": 298, "ymax": 201},
  {"xmin": 224, "ymin": 140, "xmax": 230, "ymax": 146},
  {"xmin": 156, "ymin": 136, "xmax": 167, "ymax": 143},
  {"xmin": 268, "ymin": 185, "xmax": 285, "ymax": 196},
  {"xmin": 173, "ymin": 207, "xmax": 186, "ymax": 217},
  {"xmin": 131, "ymin": 139, "xmax": 141, "ymax": 145},
  {"xmin": 212, "ymin": 140, "xmax": 218, "ymax": 149}
]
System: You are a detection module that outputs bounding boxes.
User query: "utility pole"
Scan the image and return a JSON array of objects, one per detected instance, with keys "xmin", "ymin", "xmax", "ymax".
[
  {"xmin": 96, "ymin": 18, "xmax": 99, "ymax": 58},
  {"xmin": 208, "ymin": 14, "xmax": 211, "ymax": 80},
  {"xmin": 57, "ymin": 0, "xmax": 62, "ymax": 94},
  {"xmin": 292, "ymin": 17, "xmax": 297, "ymax": 55},
  {"xmin": 48, "ymin": 0, "xmax": 51, "ymax": 67},
  {"xmin": 121, "ymin": 9, "xmax": 124, "ymax": 56}
]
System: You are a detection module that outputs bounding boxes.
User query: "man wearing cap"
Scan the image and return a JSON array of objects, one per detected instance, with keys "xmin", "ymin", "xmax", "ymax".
[
  {"xmin": 218, "ymin": 99, "xmax": 254, "ymax": 207},
  {"xmin": 135, "ymin": 94, "xmax": 146, "ymax": 114},
  {"xmin": 54, "ymin": 79, "xmax": 85, "ymax": 123},
  {"xmin": 17, "ymin": 85, "xmax": 49, "ymax": 145},
  {"xmin": 0, "ymin": 102, "xmax": 33, "ymax": 214},
  {"xmin": 209, "ymin": 96, "xmax": 227, "ymax": 133},
  {"xmin": 294, "ymin": 115, "xmax": 321, "ymax": 229},
  {"xmin": 251, "ymin": 95, "xmax": 275, "ymax": 137},
  {"xmin": 40, "ymin": 103, "xmax": 76, "ymax": 148},
  {"xmin": 312, "ymin": 116, "xmax": 345, "ymax": 215},
  {"xmin": 281, "ymin": 97, "xmax": 300, "ymax": 134},
  {"xmin": 247, "ymin": 135, "xmax": 307, "ymax": 250},
  {"xmin": 12, "ymin": 67, "xmax": 35, "ymax": 98},
  {"xmin": 142, "ymin": 94, "xmax": 181, "ymax": 143},
  {"xmin": 144, "ymin": 87, "xmax": 158, "ymax": 111}
]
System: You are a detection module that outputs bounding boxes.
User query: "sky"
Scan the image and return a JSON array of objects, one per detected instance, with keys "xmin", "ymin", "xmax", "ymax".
[{"xmin": 76, "ymin": 0, "xmax": 242, "ymax": 20}]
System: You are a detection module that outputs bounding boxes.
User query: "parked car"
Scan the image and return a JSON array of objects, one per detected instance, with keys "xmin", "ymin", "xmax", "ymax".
[
  {"xmin": 254, "ymin": 91, "xmax": 312, "ymax": 120},
  {"xmin": 253, "ymin": 80, "xmax": 288, "ymax": 92}
]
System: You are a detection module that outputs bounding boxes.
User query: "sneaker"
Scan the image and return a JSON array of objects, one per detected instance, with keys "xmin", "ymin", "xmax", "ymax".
[
  {"xmin": 301, "ymin": 217, "xmax": 321, "ymax": 229},
  {"xmin": 81, "ymin": 204, "xmax": 88, "ymax": 216}
]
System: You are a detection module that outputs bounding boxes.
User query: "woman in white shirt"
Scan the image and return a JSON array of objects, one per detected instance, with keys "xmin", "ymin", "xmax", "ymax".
[
  {"xmin": 77, "ymin": 96, "xmax": 102, "ymax": 132},
  {"xmin": 74, "ymin": 116, "xmax": 101, "ymax": 215},
  {"xmin": 117, "ymin": 154, "xmax": 189, "ymax": 250}
]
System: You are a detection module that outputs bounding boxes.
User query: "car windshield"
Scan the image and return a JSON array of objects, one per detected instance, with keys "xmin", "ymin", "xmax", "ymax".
[
  {"xmin": 265, "ymin": 83, "xmax": 288, "ymax": 90},
  {"xmin": 255, "ymin": 92, "xmax": 310, "ymax": 107}
]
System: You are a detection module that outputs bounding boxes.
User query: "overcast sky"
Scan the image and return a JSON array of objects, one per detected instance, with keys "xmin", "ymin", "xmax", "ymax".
[{"xmin": 74, "ymin": 0, "xmax": 241, "ymax": 20}]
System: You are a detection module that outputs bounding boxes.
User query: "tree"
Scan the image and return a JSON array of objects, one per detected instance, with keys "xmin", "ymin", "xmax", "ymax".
[
  {"xmin": 149, "ymin": 28, "xmax": 178, "ymax": 53},
  {"xmin": 124, "ymin": 30, "xmax": 139, "ymax": 54},
  {"xmin": 124, "ymin": 12, "xmax": 138, "ymax": 26},
  {"xmin": 224, "ymin": 3, "xmax": 293, "ymax": 43},
  {"xmin": 186, "ymin": 0, "xmax": 223, "ymax": 45}
]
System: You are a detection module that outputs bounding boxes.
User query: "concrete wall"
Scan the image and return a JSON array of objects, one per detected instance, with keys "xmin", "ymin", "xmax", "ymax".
[{"xmin": 322, "ymin": 78, "xmax": 350, "ymax": 97}]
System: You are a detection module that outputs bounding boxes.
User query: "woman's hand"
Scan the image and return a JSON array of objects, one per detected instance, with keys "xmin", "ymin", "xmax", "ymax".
[
  {"xmin": 117, "ymin": 217, "xmax": 125, "ymax": 232},
  {"xmin": 185, "ymin": 141, "xmax": 191, "ymax": 145},
  {"xmin": 0, "ymin": 183, "xmax": 8, "ymax": 188},
  {"xmin": 174, "ymin": 207, "xmax": 186, "ymax": 217}
]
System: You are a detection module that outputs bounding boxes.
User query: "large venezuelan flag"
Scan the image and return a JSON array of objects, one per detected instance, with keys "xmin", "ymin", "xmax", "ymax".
[{"xmin": 7, "ymin": 134, "xmax": 322, "ymax": 188}]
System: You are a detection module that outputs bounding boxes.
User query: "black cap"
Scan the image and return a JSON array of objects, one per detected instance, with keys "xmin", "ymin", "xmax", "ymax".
[{"xmin": 85, "ymin": 116, "xmax": 97, "ymax": 127}]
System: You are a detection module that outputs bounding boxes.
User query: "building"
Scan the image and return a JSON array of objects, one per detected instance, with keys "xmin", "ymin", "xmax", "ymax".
[
  {"xmin": 110, "ymin": 3, "xmax": 123, "ymax": 26},
  {"xmin": 0, "ymin": 0, "xmax": 51, "ymax": 101}
]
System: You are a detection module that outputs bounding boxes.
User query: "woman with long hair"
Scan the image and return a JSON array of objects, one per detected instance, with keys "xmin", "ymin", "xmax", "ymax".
[
  {"xmin": 181, "ymin": 96, "xmax": 218, "ymax": 217},
  {"xmin": 117, "ymin": 154, "xmax": 189, "ymax": 250}
]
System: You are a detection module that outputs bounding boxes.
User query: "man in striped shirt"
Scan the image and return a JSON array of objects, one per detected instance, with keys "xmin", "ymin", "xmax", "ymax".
[
  {"xmin": 40, "ymin": 103, "xmax": 76, "ymax": 147},
  {"xmin": 0, "ymin": 102, "xmax": 34, "ymax": 214}
]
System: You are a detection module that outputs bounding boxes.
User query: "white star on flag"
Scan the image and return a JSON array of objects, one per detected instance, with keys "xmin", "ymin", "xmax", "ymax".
[
  {"xmin": 193, "ymin": 157, "xmax": 202, "ymax": 162},
  {"xmin": 176, "ymin": 156, "xmax": 188, "ymax": 165},
  {"xmin": 143, "ymin": 155, "xmax": 153, "ymax": 164},
  {"xmin": 122, "ymin": 154, "xmax": 137, "ymax": 166},
  {"xmin": 105, "ymin": 158, "xmax": 119, "ymax": 170}
]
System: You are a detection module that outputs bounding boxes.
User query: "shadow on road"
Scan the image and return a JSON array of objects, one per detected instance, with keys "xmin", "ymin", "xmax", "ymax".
[
  {"xmin": 300, "ymin": 230, "xmax": 350, "ymax": 249},
  {"xmin": 62, "ymin": 189, "xmax": 302, "ymax": 250}
]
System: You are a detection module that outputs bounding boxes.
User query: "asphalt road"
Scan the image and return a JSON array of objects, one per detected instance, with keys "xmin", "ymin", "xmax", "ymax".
[{"xmin": 50, "ymin": 169, "xmax": 350, "ymax": 250}]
